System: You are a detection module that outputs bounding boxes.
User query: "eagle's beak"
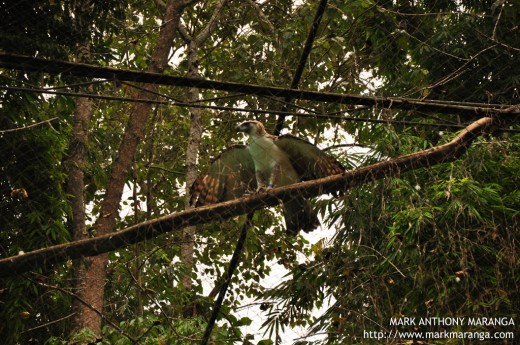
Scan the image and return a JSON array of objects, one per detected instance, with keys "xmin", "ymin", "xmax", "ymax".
[{"xmin": 236, "ymin": 123, "xmax": 248, "ymax": 133}]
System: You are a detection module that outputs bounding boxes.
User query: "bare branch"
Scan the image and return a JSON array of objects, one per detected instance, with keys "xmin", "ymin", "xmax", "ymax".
[
  {"xmin": 476, "ymin": 29, "xmax": 520, "ymax": 53},
  {"xmin": 153, "ymin": 0, "xmax": 166, "ymax": 11},
  {"xmin": 193, "ymin": 0, "xmax": 231, "ymax": 46},
  {"xmin": 400, "ymin": 30, "xmax": 469, "ymax": 62},
  {"xmin": 178, "ymin": 21, "xmax": 192, "ymax": 43},
  {"xmin": 245, "ymin": 0, "xmax": 276, "ymax": 34},
  {"xmin": 426, "ymin": 44, "xmax": 498, "ymax": 91},
  {"xmin": 0, "ymin": 117, "xmax": 59, "ymax": 134},
  {"xmin": 21, "ymin": 313, "xmax": 76, "ymax": 334},
  {"xmin": 27, "ymin": 276, "xmax": 136, "ymax": 342},
  {"xmin": 0, "ymin": 117, "xmax": 504, "ymax": 278},
  {"xmin": 492, "ymin": 2, "xmax": 504, "ymax": 40}
]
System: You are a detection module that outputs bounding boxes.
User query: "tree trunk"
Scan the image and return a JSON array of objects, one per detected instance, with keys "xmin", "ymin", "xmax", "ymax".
[
  {"xmin": 179, "ymin": 0, "xmax": 230, "ymax": 295},
  {"xmin": 68, "ymin": 1, "xmax": 97, "ymax": 328},
  {"xmin": 181, "ymin": 44, "xmax": 203, "ymax": 291},
  {"xmin": 67, "ymin": 90, "xmax": 94, "ymax": 333},
  {"xmin": 70, "ymin": 0, "xmax": 193, "ymax": 335}
]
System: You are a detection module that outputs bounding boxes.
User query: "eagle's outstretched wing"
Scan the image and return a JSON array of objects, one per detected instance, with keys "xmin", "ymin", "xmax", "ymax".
[
  {"xmin": 274, "ymin": 135, "xmax": 344, "ymax": 180},
  {"xmin": 269, "ymin": 135, "xmax": 344, "ymax": 234},
  {"xmin": 189, "ymin": 145, "xmax": 257, "ymax": 207}
]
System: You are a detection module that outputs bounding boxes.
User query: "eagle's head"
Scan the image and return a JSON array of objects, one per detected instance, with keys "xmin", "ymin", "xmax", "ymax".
[{"xmin": 236, "ymin": 120, "xmax": 267, "ymax": 137}]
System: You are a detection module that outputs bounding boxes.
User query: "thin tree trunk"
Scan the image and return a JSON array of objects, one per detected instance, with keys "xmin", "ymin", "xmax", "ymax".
[
  {"xmin": 180, "ymin": 39, "xmax": 204, "ymax": 293},
  {"xmin": 179, "ymin": 0, "xmax": 229, "ymax": 294},
  {"xmin": 181, "ymin": 72, "xmax": 202, "ymax": 291}
]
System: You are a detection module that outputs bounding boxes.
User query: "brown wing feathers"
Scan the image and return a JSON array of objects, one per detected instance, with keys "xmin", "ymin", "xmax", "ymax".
[
  {"xmin": 189, "ymin": 145, "xmax": 256, "ymax": 207},
  {"xmin": 314, "ymin": 151, "xmax": 344, "ymax": 177},
  {"xmin": 274, "ymin": 134, "xmax": 344, "ymax": 181},
  {"xmin": 190, "ymin": 176, "xmax": 214, "ymax": 206},
  {"xmin": 189, "ymin": 127, "xmax": 344, "ymax": 234}
]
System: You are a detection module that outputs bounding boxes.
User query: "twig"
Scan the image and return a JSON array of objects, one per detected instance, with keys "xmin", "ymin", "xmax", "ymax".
[
  {"xmin": 26, "ymin": 275, "xmax": 137, "ymax": 342},
  {"xmin": 377, "ymin": 6, "xmax": 487, "ymax": 18},
  {"xmin": 0, "ymin": 117, "xmax": 59, "ymax": 134},
  {"xmin": 400, "ymin": 30, "xmax": 469, "ymax": 62},
  {"xmin": 323, "ymin": 143, "xmax": 372, "ymax": 151},
  {"xmin": 476, "ymin": 28, "xmax": 520, "ymax": 53},
  {"xmin": 492, "ymin": 2, "xmax": 504, "ymax": 41},
  {"xmin": 133, "ymin": 321, "xmax": 159, "ymax": 345},
  {"xmin": 427, "ymin": 44, "xmax": 498, "ymax": 91},
  {"xmin": 148, "ymin": 165, "xmax": 185, "ymax": 176},
  {"xmin": 21, "ymin": 312, "xmax": 76, "ymax": 334},
  {"xmin": 359, "ymin": 244, "xmax": 405, "ymax": 277}
]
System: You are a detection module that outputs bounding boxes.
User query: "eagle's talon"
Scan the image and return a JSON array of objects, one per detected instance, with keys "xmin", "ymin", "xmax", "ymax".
[{"xmin": 257, "ymin": 183, "xmax": 275, "ymax": 192}]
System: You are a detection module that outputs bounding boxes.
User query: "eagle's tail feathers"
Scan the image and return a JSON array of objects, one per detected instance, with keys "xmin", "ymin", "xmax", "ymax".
[{"xmin": 283, "ymin": 198, "xmax": 320, "ymax": 236}]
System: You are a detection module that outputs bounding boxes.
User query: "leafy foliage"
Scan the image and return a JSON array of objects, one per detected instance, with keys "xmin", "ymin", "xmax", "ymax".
[{"xmin": 0, "ymin": 0, "xmax": 518, "ymax": 344}]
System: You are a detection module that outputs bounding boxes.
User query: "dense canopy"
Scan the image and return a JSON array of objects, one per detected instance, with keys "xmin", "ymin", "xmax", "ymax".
[{"xmin": 0, "ymin": 1, "xmax": 518, "ymax": 344}]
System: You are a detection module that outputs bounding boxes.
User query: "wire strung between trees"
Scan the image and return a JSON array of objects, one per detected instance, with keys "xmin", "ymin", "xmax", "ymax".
[
  {"xmin": 0, "ymin": 72, "xmax": 112, "ymax": 91},
  {"xmin": 124, "ymin": 80, "xmax": 325, "ymax": 118},
  {"xmin": 3, "ymin": 84, "xmax": 518, "ymax": 132},
  {"xmin": 1, "ymin": 53, "xmax": 517, "ymax": 119}
]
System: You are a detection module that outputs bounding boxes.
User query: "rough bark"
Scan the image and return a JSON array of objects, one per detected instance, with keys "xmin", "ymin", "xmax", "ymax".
[
  {"xmin": 67, "ymin": 91, "xmax": 94, "ymax": 333},
  {"xmin": 0, "ymin": 117, "xmax": 503, "ymax": 277},
  {"xmin": 67, "ymin": 5, "xmax": 96, "ymax": 327},
  {"xmin": 67, "ymin": 97, "xmax": 91, "ymax": 243},
  {"xmin": 180, "ymin": 40, "xmax": 202, "ymax": 292}
]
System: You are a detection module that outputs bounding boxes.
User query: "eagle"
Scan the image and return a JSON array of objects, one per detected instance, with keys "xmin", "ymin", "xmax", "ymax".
[{"xmin": 190, "ymin": 120, "xmax": 344, "ymax": 235}]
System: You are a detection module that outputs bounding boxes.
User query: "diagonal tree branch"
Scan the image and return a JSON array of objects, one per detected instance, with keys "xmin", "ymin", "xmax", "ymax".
[
  {"xmin": 274, "ymin": 0, "xmax": 329, "ymax": 135},
  {"xmin": 200, "ymin": 212, "xmax": 254, "ymax": 345},
  {"xmin": 192, "ymin": 0, "xmax": 230, "ymax": 46},
  {"xmin": 245, "ymin": 0, "xmax": 276, "ymax": 33},
  {"xmin": 0, "ymin": 117, "xmax": 503, "ymax": 277},
  {"xmin": 178, "ymin": 21, "xmax": 193, "ymax": 43}
]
